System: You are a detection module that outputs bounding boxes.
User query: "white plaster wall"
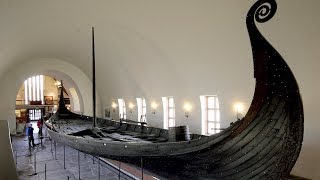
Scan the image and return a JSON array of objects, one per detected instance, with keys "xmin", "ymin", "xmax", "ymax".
[
  {"xmin": 44, "ymin": 76, "xmax": 62, "ymax": 102},
  {"xmin": 15, "ymin": 84, "xmax": 24, "ymax": 102},
  {"xmin": 0, "ymin": 120, "xmax": 18, "ymax": 180}
]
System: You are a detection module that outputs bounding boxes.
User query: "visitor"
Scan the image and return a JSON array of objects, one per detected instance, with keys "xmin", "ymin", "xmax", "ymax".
[
  {"xmin": 37, "ymin": 118, "xmax": 43, "ymax": 136},
  {"xmin": 28, "ymin": 124, "xmax": 35, "ymax": 147}
]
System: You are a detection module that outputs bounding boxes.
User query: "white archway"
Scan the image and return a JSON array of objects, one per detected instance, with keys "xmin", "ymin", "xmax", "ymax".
[{"xmin": 0, "ymin": 58, "xmax": 101, "ymax": 134}]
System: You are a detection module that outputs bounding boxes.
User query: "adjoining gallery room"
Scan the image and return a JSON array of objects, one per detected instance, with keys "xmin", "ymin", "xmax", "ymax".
[{"xmin": 0, "ymin": 0, "xmax": 319, "ymax": 179}]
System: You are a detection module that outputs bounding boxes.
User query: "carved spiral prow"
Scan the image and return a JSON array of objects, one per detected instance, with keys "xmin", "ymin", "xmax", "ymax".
[
  {"xmin": 246, "ymin": 0, "xmax": 278, "ymax": 84},
  {"xmin": 243, "ymin": 0, "xmax": 304, "ymax": 178},
  {"xmin": 250, "ymin": 0, "xmax": 277, "ymax": 23}
]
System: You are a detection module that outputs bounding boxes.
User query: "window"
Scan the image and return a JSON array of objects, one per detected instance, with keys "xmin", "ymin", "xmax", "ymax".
[
  {"xmin": 24, "ymin": 75, "xmax": 44, "ymax": 105},
  {"xmin": 24, "ymin": 80, "xmax": 28, "ymax": 104},
  {"xmin": 118, "ymin": 99, "xmax": 126, "ymax": 119},
  {"xmin": 162, "ymin": 96, "xmax": 175, "ymax": 129},
  {"xmin": 200, "ymin": 95, "xmax": 220, "ymax": 135},
  {"xmin": 28, "ymin": 109, "xmax": 42, "ymax": 121},
  {"xmin": 136, "ymin": 98, "xmax": 147, "ymax": 122}
]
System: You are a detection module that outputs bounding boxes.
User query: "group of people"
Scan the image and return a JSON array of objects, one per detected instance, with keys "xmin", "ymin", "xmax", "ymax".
[{"xmin": 26, "ymin": 117, "xmax": 44, "ymax": 148}]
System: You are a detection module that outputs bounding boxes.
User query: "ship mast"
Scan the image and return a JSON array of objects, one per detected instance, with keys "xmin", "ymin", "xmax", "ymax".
[{"xmin": 92, "ymin": 27, "xmax": 96, "ymax": 127}]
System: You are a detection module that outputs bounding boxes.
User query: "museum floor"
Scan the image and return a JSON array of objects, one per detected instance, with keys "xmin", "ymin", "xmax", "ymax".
[{"xmin": 11, "ymin": 124, "xmax": 158, "ymax": 180}]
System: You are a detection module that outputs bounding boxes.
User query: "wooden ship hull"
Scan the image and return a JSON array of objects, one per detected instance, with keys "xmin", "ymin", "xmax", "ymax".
[{"xmin": 46, "ymin": 0, "xmax": 304, "ymax": 179}]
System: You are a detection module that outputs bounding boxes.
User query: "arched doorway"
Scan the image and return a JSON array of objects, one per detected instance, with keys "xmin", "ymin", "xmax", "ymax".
[
  {"xmin": 15, "ymin": 75, "xmax": 82, "ymax": 134},
  {"xmin": 0, "ymin": 58, "xmax": 101, "ymax": 134}
]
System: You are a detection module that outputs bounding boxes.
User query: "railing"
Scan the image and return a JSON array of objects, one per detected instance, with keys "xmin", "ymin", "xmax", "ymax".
[
  {"xmin": 16, "ymin": 100, "xmax": 59, "ymax": 106},
  {"xmin": 12, "ymin": 134, "xmax": 138, "ymax": 180}
]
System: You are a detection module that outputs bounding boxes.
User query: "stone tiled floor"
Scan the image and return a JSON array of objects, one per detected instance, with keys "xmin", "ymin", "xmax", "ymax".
[{"xmin": 12, "ymin": 126, "xmax": 134, "ymax": 180}]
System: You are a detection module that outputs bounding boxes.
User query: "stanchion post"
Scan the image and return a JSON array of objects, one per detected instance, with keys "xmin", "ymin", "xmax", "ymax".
[
  {"xmin": 54, "ymin": 141, "xmax": 57, "ymax": 160},
  {"xmin": 34, "ymin": 153, "xmax": 37, "ymax": 175},
  {"xmin": 15, "ymin": 150, "xmax": 17, "ymax": 165},
  {"xmin": 28, "ymin": 152, "xmax": 37, "ymax": 176},
  {"xmin": 98, "ymin": 156, "xmax": 100, "ymax": 180},
  {"xmin": 78, "ymin": 150, "xmax": 81, "ymax": 180},
  {"xmin": 64, "ymin": 145, "xmax": 66, "ymax": 169},
  {"xmin": 141, "ymin": 157, "xmax": 144, "ymax": 180},
  {"xmin": 118, "ymin": 161, "xmax": 121, "ymax": 179},
  {"xmin": 45, "ymin": 163, "xmax": 47, "ymax": 180}
]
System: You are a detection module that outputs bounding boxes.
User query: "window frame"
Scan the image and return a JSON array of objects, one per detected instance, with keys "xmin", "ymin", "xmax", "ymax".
[
  {"xmin": 201, "ymin": 95, "xmax": 220, "ymax": 135},
  {"xmin": 136, "ymin": 98, "xmax": 147, "ymax": 122},
  {"xmin": 118, "ymin": 99, "xmax": 126, "ymax": 119},
  {"xmin": 24, "ymin": 75, "xmax": 44, "ymax": 105},
  {"xmin": 162, "ymin": 96, "xmax": 175, "ymax": 129}
]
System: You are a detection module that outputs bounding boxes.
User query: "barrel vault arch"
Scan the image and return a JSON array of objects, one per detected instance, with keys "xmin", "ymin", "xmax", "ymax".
[{"xmin": 0, "ymin": 58, "xmax": 101, "ymax": 133}]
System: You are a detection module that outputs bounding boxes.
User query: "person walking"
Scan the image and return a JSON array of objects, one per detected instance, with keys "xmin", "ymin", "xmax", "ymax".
[{"xmin": 28, "ymin": 124, "xmax": 35, "ymax": 147}]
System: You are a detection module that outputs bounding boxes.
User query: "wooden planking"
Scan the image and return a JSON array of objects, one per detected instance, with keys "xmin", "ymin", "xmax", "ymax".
[{"xmin": 211, "ymin": 100, "xmax": 287, "ymax": 170}]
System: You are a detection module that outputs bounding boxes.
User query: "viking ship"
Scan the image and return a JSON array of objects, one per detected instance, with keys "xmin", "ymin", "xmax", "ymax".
[{"xmin": 45, "ymin": 0, "xmax": 304, "ymax": 179}]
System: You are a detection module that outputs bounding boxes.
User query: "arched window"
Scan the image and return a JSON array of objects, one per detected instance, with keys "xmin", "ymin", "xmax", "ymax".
[
  {"xmin": 118, "ymin": 99, "xmax": 126, "ymax": 119},
  {"xmin": 200, "ymin": 95, "xmax": 220, "ymax": 135},
  {"xmin": 162, "ymin": 96, "xmax": 175, "ymax": 129},
  {"xmin": 24, "ymin": 75, "xmax": 44, "ymax": 104},
  {"xmin": 136, "ymin": 98, "xmax": 147, "ymax": 122}
]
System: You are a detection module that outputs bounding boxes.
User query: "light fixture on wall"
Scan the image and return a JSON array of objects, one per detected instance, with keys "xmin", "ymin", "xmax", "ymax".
[
  {"xmin": 234, "ymin": 102, "xmax": 244, "ymax": 120},
  {"xmin": 112, "ymin": 102, "xmax": 117, "ymax": 112},
  {"xmin": 54, "ymin": 80, "xmax": 62, "ymax": 88},
  {"xmin": 129, "ymin": 103, "xmax": 135, "ymax": 113},
  {"xmin": 184, "ymin": 103, "xmax": 192, "ymax": 118},
  {"xmin": 151, "ymin": 102, "xmax": 158, "ymax": 114}
]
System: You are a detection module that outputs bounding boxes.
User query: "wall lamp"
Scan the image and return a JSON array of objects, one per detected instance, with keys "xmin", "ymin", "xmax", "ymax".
[
  {"xmin": 151, "ymin": 102, "xmax": 158, "ymax": 114},
  {"xmin": 54, "ymin": 80, "xmax": 62, "ymax": 88},
  {"xmin": 112, "ymin": 102, "xmax": 117, "ymax": 112},
  {"xmin": 234, "ymin": 102, "xmax": 244, "ymax": 120},
  {"xmin": 129, "ymin": 103, "xmax": 135, "ymax": 113},
  {"xmin": 184, "ymin": 103, "xmax": 192, "ymax": 118}
]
